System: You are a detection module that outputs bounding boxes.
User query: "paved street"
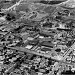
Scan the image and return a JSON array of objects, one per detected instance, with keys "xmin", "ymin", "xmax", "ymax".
[
  {"xmin": 49, "ymin": 42, "xmax": 75, "ymax": 75},
  {"xmin": 63, "ymin": 42, "xmax": 75, "ymax": 61}
]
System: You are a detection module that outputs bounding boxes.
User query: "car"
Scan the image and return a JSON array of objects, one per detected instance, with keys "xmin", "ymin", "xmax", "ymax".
[{"xmin": 46, "ymin": 51, "xmax": 50, "ymax": 54}]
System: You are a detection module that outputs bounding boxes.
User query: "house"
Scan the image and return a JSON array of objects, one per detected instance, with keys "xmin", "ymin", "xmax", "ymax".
[{"xmin": 40, "ymin": 41, "xmax": 54, "ymax": 48}]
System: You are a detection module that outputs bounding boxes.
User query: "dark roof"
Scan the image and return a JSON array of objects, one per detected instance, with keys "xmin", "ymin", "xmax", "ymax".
[
  {"xmin": 43, "ymin": 22, "xmax": 53, "ymax": 28},
  {"xmin": 41, "ymin": 47, "xmax": 52, "ymax": 51},
  {"xmin": 55, "ymin": 48, "xmax": 61, "ymax": 52},
  {"xmin": 40, "ymin": 41, "xmax": 54, "ymax": 48},
  {"xmin": 61, "ymin": 70, "xmax": 74, "ymax": 74},
  {"xmin": 40, "ymin": 31, "xmax": 55, "ymax": 37},
  {"xmin": 40, "ymin": 0, "xmax": 66, "ymax": 5},
  {"xmin": 66, "ymin": 40, "xmax": 74, "ymax": 47},
  {"xmin": 57, "ymin": 28, "xmax": 72, "ymax": 31},
  {"xmin": 28, "ymin": 40, "xmax": 39, "ymax": 46}
]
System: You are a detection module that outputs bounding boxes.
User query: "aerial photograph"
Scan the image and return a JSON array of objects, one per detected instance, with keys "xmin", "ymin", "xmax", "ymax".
[{"xmin": 0, "ymin": 0, "xmax": 75, "ymax": 75}]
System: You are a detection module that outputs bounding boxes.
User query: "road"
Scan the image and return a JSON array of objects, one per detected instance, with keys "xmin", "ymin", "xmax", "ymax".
[
  {"xmin": 7, "ymin": 46, "xmax": 62, "ymax": 61},
  {"xmin": 6, "ymin": 42, "xmax": 75, "ymax": 75},
  {"xmin": 50, "ymin": 42, "xmax": 75, "ymax": 75},
  {"xmin": 62, "ymin": 42, "xmax": 75, "ymax": 61},
  {"xmin": 7, "ymin": 46, "xmax": 74, "ymax": 65},
  {"xmin": 2, "ymin": 0, "xmax": 24, "ymax": 13}
]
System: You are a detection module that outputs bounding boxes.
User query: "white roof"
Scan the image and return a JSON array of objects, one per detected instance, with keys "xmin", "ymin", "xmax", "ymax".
[
  {"xmin": 25, "ymin": 45, "xmax": 33, "ymax": 49},
  {"xmin": 71, "ymin": 68, "xmax": 75, "ymax": 71},
  {"xmin": 39, "ymin": 36, "xmax": 44, "ymax": 39},
  {"xmin": 0, "ymin": 17, "xmax": 6, "ymax": 21},
  {"xmin": 27, "ymin": 37, "xmax": 34, "ymax": 40}
]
